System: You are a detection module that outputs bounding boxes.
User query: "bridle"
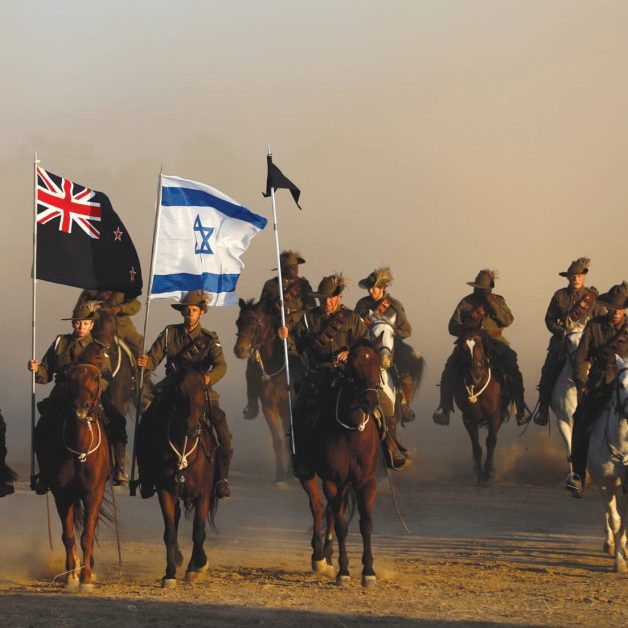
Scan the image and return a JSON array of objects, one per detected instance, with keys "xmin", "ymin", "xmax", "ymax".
[
  {"xmin": 63, "ymin": 363, "xmax": 103, "ymax": 463},
  {"xmin": 166, "ymin": 391, "xmax": 207, "ymax": 473},
  {"xmin": 236, "ymin": 307, "xmax": 285, "ymax": 380},
  {"xmin": 463, "ymin": 337, "xmax": 491, "ymax": 404}
]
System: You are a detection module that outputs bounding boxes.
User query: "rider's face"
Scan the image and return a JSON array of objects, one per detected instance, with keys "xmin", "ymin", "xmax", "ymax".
[
  {"xmin": 368, "ymin": 286, "xmax": 384, "ymax": 301},
  {"xmin": 321, "ymin": 295, "xmax": 341, "ymax": 314},
  {"xmin": 568, "ymin": 273, "xmax": 586, "ymax": 290},
  {"xmin": 283, "ymin": 264, "xmax": 299, "ymax": 281},
  {"xmin": 72, "ymin": 319, "xmax": 94, "ymax": 338},
  {"xmin": 181, "ymin": 305, "xmax": 203, "ymax": 329},
  {"xmin": 610, "ymin": 308, "xmax": 626, "ymax": 326}
]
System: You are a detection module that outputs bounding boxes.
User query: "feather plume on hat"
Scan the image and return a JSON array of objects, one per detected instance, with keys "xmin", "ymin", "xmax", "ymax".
[
  {"xmin": 467, "ymin": 269, "xmax": 499, "ymax": 290},
  {"xmin": 358, "ymin": 266, "xmax": 394, "ymax": 290},
  {"xmin": 559, "ymin": 257, "xmax": 591, "ymax": 277}
]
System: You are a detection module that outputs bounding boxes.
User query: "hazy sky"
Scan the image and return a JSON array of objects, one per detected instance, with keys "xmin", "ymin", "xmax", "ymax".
[{"xmin": 1, "ymin": 1, "xmax": 626, "ymax": 474}]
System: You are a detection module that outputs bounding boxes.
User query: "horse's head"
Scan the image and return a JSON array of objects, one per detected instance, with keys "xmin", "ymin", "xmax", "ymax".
[
  {"xmin": 343, "ymin": 340, "xmax": 382, "ymax": 419},
  {"xmin": 369, "ymin": 316, "xmax": 395, "ymax": 370},
  {"xmin": 92, "ymin": 307, "xmax": 117, "ymax": 347},
  {"xmin": 171, "ymin": 369, "xmax": 208, "ymax": 439},
  {"xmin": 233, "ymin": 298, "xmax": 273, "ymax": 359},
  {"xmin": 461, "ymin": 333, "xmax": 489, "ymax": 384},
  {"xmin": 563, "ymin": 320, "xmax": 586, "ymax": 357},
  {"xmin": 68, "ymin": 345, "xmax": 103, "ymax": 421}
]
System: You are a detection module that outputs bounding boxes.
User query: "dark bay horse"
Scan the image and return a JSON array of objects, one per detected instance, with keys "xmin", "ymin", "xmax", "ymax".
[
  {"xmin": 93, "ymin": 307, "xmax": 136, "ymax": 417},
  {"xmin": 234, "ymin": 299, "xmax": 291, "ymax": 482},
  {"xmin": 137, "ymin": 369, "xmax": 218, "ymax": 588},
  {"xmin": 301, "ymin": 339, "xmax": 381, "ymax": 587},
  {"xmin": 453, "ymin": 332, "xmax": 504, "ymax": 484},
  {"xmin": 45, "ymin": 344, "xmax": 111, "ymax": 591}
]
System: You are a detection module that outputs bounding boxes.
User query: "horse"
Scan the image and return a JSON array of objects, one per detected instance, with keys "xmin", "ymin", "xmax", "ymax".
[
  {"xmin": 587, "ymin": 355, "xmax": 628, "ymax": 573},
  {"xmin": 234, "ymin": 299, "xmax": 291, "ymax": 482},
  {"xmin": 45, "ymin": 343, "xmax": 111, "ymax": 591},
  {"xmin": 300, "ymin": 339, "xmax": 381, "ymax": 587},
  {"xmin": 92, "ymin": 307, "xmax": 137, "ymax": 418},
  {"xmin": 453, "ymin": 332, "xmax": 504, "ymax": 484},
  {"xmin": 137, "ymin": 368, "xmax": 219, "ymax": 587},
  {"xmin": 549, "ymin": 321, "xmax": 586, "ymax": 483}
]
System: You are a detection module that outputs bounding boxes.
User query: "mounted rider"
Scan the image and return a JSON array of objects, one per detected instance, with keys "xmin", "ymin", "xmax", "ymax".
[
  {"xmin": 568, "ymin": 281, "xmax": 628, "ymax": 498},
  {"xmin": 136, "ymin": 290, "xmax": 232, "ymax": 499},
  {"xmin": 0, "ymin": 410, "xmax": 16, "ymax": 497},
  {"xmin": 534, "ymin": 258, "xmax": 603, "ymax": 426},
  {"xmin": 74, "ymin": 289, "xmax": 144, "ymax": 357},
  {"xmin": 433, "ymin": 269, "xmax": 532, "ymax": 426},
  {"xmin": 355, "ymin": 266, "xmax": 423, "ymax": 424},
  {"xmin": 243, "ymin": 250, "xmax": 315, "ymax": 420},
  {"xmin": 27, "ymin": 301, "xmax": 129, "ymax": 493}
]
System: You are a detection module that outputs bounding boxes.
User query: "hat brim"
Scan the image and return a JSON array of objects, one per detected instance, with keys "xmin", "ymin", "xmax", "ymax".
[
  {"xmin": 309, "ymin": 287, "xmax": 344, "ymax": 299},
  {"xmin": 597, "ymin": 298, "xmax": 628, "ymax": 311},
  {"xmin": 358, "ymin": 278, "xmax": 374, "ymax": 290},
  {"xmin": 62, "ymin": 313, "xmax": 98, "ymax": 321},
  {"xmin": 467, "ymin": 281, "xmax": 492, "ymax": 289},
  {"xmin": 171, "ymin": 302, "xmax": 207, "ymax": 312},
  {"xmin": 559, "ymin": 268, "xmax": 589, "ymax": 277}
]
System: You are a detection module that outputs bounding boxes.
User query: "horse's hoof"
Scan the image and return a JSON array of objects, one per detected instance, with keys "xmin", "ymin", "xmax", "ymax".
[
  {"xmin": 161, "ymin": 578, "xmax": 177, "ymax": 589},
  {"xmin": 336, "ymin": 574, "xmax": 351, "ymax": 586},
  {"xmin": 185, "ymin": 562, "xmax": 208, "ymax": 582},
  {"xmin": 362, "ymin": 574, "xmax": 377, "ymax": 588},
  {"xmin": 64, "ymin": 579, "xmax": 80, "ymax": 592},
  {"xmin": 615, "ymin": 561, "xmax": 628, "ymax": 573},
  {"xmin": 312, "ymin": 558, "xmax": 327, "ymax": 573},
  {"xmin": 79, "ymin": 582, "xmax": 95, "ymax": 593}
]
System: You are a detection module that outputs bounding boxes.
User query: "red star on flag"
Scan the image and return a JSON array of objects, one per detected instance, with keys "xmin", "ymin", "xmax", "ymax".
[{"xmin": 113, "ymin": 226, "xmax": 124, "ymax": 241}]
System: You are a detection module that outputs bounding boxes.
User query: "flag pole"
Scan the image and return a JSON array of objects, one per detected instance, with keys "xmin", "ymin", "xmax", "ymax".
[
  {"xmin": 129, "ymin": 166, "xmax": 163, "ymax": 496},
  {"xmin": 30, "ymin": 151, "xmax": 40, "ymax": 489},
  {"xmin": 267, "ymin": 146, "xmax": 296, "ymax": 455}
]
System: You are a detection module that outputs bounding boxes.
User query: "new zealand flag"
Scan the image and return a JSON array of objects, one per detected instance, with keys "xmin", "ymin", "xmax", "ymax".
[{"xmin": 36, "ymin": 166, "xmax": 143, "ymax": 297}]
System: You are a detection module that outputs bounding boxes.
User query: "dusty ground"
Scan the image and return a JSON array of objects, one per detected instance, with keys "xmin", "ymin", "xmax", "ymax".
[{"xmin": 0, "ymin": 469, "xmax": 626, "ymax": 628}]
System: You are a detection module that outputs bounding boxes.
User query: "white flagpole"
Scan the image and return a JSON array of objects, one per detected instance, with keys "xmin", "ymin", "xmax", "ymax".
[
  {"xmin": 30, "ymin": 151, "xmax": 40, "ymax": 487},
  {"xmin": 267, "ymin": 146, "xmax": 296, "ymax": 455},
  {"xmin": 129, "ymin": 166, "xmax": 163, "ymax": 496}
]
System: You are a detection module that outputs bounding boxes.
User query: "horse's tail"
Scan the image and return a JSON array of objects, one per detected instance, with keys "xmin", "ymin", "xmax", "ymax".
[
  {"xmin": 71, "ymin": 491, "xmax": 114, "ymax": 538},
  {"xmin": 208, "ymin": 493, "xmax": 219, "ymax": 533}
]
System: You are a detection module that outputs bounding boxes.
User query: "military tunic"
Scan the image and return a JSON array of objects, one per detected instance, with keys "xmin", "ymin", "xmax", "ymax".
[
  {"xmin": 144, "ymin": 323, "xmax": 226, "ymax": 403},
  {"xmin": 355, "ymin": 294, "xmax": 412, "ymax": 339},
  {"xmin": 259, "ymin": 276, "xmax": 315, "ymax": 329},
  {"xmin": 76, "ymin": 290, "xmax": 144, "ymax": 355},
  {"xmin": 448, "ymin": 292, "xmax": 513, "ymax": 345}
]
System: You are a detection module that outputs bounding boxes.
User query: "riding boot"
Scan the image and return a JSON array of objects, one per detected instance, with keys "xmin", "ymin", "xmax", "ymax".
[
  {"xmin": 210, "ymin": 404, "xmax": 232, "ymax": 498},
  {"xmin": 535, "ymin": 344, "xmax": 565, "ymax": 426},
  {"xmin": 382, "ymin": 416, "xmax": 411, "ymax": 471},
  {"xmin": 243, "ymin": 358, "xmax": 262, "ymax": 420},
  {"xmin": 112, "ymin": 442, "xmax": 129, "ymax": 486}
]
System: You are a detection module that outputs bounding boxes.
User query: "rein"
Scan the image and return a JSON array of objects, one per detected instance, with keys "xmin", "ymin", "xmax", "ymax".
[
  {"xmin": 465, "ymin": 368, "xmax": 492, "ymax": 404},
  {"xmin": 253, "ymin": 347, "xmax": 285, "ymax": 381},
  {"xmin": 334, "ymin": 366, "xmax": 380, "ymax": 432}
]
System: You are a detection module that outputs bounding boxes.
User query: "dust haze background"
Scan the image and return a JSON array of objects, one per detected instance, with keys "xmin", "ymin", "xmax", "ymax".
[{"xmin": 1, "ymin": 0, "xmax": 627, "ymax": 481}]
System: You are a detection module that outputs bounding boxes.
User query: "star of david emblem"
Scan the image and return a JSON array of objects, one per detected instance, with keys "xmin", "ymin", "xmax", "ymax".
[{"xmin": 193, "ymin": 215, "xmax": 214, "ymax": 255}]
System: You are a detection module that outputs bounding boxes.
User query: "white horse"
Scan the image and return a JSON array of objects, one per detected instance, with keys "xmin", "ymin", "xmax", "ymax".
[
  {"xmin": 587, "ymin": 355, "xmax": 628, "ymax": 573},
  {"xmin": 550, "ymin": 321, "xmax": 586, "ymax": 482},
  {"xmin": 369, "ymin": 315, "xmax": 397, "ymax": 416}
]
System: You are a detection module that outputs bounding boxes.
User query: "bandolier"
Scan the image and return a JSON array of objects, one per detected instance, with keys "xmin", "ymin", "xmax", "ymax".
[
  {"xmin": 535, "ymin": 257, "xmax": 603, "ymax": 426},
  {"xmin": 433, "ymin": 269, "xmax": 531, "ymax": 426},
  {"xmin": 568, "ymin": 281, "xmax": 628, "ymax": 498}
]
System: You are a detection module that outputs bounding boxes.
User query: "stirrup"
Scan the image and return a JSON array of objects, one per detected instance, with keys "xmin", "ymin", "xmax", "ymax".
[
  {"xmin": 432, "ymin": 407, "xmax": 450, "ymax": 426},
  {"xmin": 215, "ymin": 478, "xmax": 231, "ymax": 499},
  {"xmin": 565, "ymin": 473, "xmax": 583, "ymax": 499},
  {"xmin": 533, "ymin": 406, "xmax": 549, "ymax": 426},
  {"xmin": 113, "ymin": 467, "xmax": 129, "ymax": 486}
]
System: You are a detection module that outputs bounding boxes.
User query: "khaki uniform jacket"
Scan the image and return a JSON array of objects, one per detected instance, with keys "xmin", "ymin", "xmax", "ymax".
[
  {"xmin": 144, "ymin": 324, "xmax": 226, "ymax": 402},
  {"xmin": 354, "ymin": 294, "xmax": 412, "ymax": 339},
  {"xmin": 544, "ymin": 286, "xmax": 605, "ymax": 337},
  {"xmin": 260, "ymin": 276, "xmax": 316, "ymax": 328},
  {"xmin": 36, "ymin": 332, "xmax": 112, "ymax": 392},
  {"xmin": 448, "ymin": 293, "xmax": 513, "ymax": 345},
  {"xmin": 573, "ymin": 316, "xmax": 628, "ymax": 390},
  {"xmin": 290, "ymin": 305, "xmax": 369, "ymax": 367}
]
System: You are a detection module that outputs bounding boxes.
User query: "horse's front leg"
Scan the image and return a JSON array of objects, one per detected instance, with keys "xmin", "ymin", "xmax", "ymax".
[
  {"xmin": 80, "ymin": 486, "xmax": 106, "ymax": 590},
  {"xmin": 185, "ymin": 494, "xmax": 210, "ymax": 582},
  {"xmin": 323, "ymin": 504, "xmax": 335, "ymax": 569},
  {"xmin": 609, "ymin": 488, "xmax": 628, "ymax": 573},
  {"xmin": 483, "ymin": 416, "xmax": 499, "ymax": 482},
  {"xmin": 55, "ymin": 495, "xmax": 79, "ymax": 591},
  {"xmin": 357, "ymin": 478, "xmax": 377, "ymax": 587},
  {"xmin": 462, "ymin": 416, "xmax": 482, "ymax": 484},
  {"xmin": 324, "ymin": 480, "xmax": 350, "ymax": 585},
  {"xmin": 174, "ymin": 500, "xmax": 183, "ymax": 568},
  {"xmin": 158, "ymin": 490, "xmax": 180, "ymax": 587},
  {"xmin": 300, "ymin": 476, "xmax": 328, "ymax": 573},
  {"xmin": 261, "ymin": 392, "xmax": 289, "ymax": 483}
]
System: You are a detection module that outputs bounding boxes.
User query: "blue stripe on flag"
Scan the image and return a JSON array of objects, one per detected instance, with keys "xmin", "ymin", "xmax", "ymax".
[
  {"xmin": 161, "ymin": 186, "xmax": 267, "ymax": 230},
  {"xmin": 152, "ymin": 272, "xmax": 240, "ymax": 294}
]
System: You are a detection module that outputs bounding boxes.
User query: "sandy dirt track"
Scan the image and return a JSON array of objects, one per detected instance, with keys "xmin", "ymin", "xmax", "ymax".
[{"xmin": 0, "ymin": 470, "xmax": 626, "ymax": 628}]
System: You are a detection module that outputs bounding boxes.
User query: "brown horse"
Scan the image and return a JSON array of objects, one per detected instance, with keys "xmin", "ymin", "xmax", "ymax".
[
  {"xmin": 453, "ymin": 332, "xmax": 504, "ymax": 484},
  {"xmin": 300, "ymin": 339, "xmax": 382, "ymax": 587},
  {"xmin": 45, "ymin": 343, "xmax": 111, "ymax": 591},
  {"xmin": 234, "ymin": 299, "xmax": 291, "ymax": 482},
  {"xmin": 92, "ymin": 307, "xmax": 137, "ymax": 417},
  {"xmin": 136, "ymin": 369, "xmax": 218, "ymax": 588}
]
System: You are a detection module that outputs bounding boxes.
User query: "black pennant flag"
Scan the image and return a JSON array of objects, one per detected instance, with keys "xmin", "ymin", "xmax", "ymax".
[
  {"xmin": 35, "ymin": 166, "xmax": 143, "ymax": 297},
  {"xmin": 263, "ymin": 154, "xmax": 302, "ymax": 209}
]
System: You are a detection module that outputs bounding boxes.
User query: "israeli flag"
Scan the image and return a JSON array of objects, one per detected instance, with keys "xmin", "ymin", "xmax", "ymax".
[{"xmin": 151, "ymin": 175, "xmax": 267, "ymax": 305}]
